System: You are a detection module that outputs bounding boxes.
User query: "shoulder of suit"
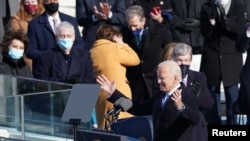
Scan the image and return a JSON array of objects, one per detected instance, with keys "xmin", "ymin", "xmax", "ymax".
[{"xmin": 59, "ymin": 12, "xmax": 76, "ymax": 20}]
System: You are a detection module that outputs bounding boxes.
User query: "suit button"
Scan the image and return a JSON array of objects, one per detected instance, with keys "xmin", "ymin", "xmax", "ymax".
[
  {"xmin": 142, "ymin": 73, "xmax": 145, "ymax": 77},
  {"xmin": 141, "ymin": 60, "xmax": 143, "ymax": 64}
]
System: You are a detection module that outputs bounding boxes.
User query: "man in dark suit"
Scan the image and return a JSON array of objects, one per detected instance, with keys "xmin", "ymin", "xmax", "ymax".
[
  {"xmin": 96, "ymin": 60, "xmax": 200, "ymax": 141},
  {"xmin": 26, "ymin": 0, "xmax": 84, "ymax": 60},
  {"xmin": 172, "ymin": 43, "xmax": 214, "ymax": 141},
  {"xmin": 31, "ymin": 21, "xmax": 95, "ymax": 126},
  {"xmin": 33, "ymin": 21, "xmax": 95, "ymax": 84},
  {"xmin": 169, "ymin": 0, "xmax": 207, "ymax": 54},
  {"xmin": 200, "ymin": 0, "xmax": 246, "ymax": 125},
  {"xmin": 122, "ymin": 5, "xmax": 172, "ymax": 102},
  {"xmin": 76, "ymin": 0, "xmax": 127, "ymax": 50}
]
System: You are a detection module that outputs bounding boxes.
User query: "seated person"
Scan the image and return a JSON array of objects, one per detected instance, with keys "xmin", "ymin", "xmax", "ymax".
[
  {"xmin": 0, "ymin": 30, "xmax": 32, "ymax": 77},
  {"xmin": 33, "ymin": 21, "xmax": 96, "ymax": 84}
]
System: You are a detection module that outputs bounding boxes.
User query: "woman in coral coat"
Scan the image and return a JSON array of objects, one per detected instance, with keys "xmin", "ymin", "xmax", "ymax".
[{"xmin": 90, "ymin": 25, "xmax": 140, "ymax": 129}]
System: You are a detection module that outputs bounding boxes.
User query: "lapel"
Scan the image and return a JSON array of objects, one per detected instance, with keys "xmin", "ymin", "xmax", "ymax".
[
  {"xmin": 142, "ymin": 20, "xmax": 157, "ymax": 51},
  {"xmin": 186, "ymin": 71, "xmax": 194, "ymax": 89},
  {"xmin": 65, "ymin": 46, "xmax": 79, "ymax": 79},
  {"xmin": 52, "ymin": 48, "xmax": 68, "ymax": 77},
  {"xmin": 39, "ymin": 12, "xmax": 54, "ymax": 35},
  {"xmin": 133, "ymin": 35, "xmax": 141, "ymax": 49}
]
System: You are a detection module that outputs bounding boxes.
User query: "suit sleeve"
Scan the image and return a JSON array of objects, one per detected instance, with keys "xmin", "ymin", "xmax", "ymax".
[
  {"xmin": 107, "ymin": 0, "xmax": 126, "ymax": 26},
  {"xmin": 33, "ymin": 53, "xmax": 51, "ymax": 81},
  {"xmin": 197, "ymin": 72, "xmax": 214, "ymax": 110},
  {"xmin": 180, "ymin": 90, "xmax": 200, "ymax": 125},
  {"xmin": 108, "ymin": 90, "xmax": 153, "ymax": 116},
  {"xmin": 235, "ymin": 26, "xmax": 250, "ymax": 52},
  {"xmin": 26, "ymin": 21, "xmax": 43, "ymax": 59},
  {"xmin": 76, "ymin": 0, "xmax": 95, "ymax": 27},
  {"xmin": 223, "ymin": 3, "xmax": 246, "ymax": 35},
  {"xmin": 200, "ymin": 4, "xmax": 216, "ymax": 38},
  {"xmin": 81, "ymin": 52, "xmax": 96, "ymax": 84}
]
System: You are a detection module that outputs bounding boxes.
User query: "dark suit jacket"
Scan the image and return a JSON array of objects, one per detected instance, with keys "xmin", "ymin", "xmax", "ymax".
[
  {"xmin": 186, "ymin": 70, "xmax": 214, "ymax": 111},
  {"xmin": 235, "ymin": 26, "xmax": 250, "ymax": 114},
  {"xmin": 122, "ymin": 19, "xmax": 172, "ymax": 101},
  {"xmin": 26, "ymin": 12, "xmax": 84, "ymax": 59},
  {"xmin": 170, "ymin": 0, "xmax": 207, "ymax": 49},
  {"xmin": 186, "ymin": 70, "xmax": 214, "ymax": 141},
  {"xmin": 33, "ymin": 46, "xmax": 96, "ymax": 84},
  {"xmin": 108, "ymin": 83, "xmax": 200, "ymax": 141},
  {"xmin": 76, "ymin": 0, "xmax": 126, "ymax": 50},
  {"xmin": 200, "ymin": 0, "xmax": 245, "ymax": 86}
]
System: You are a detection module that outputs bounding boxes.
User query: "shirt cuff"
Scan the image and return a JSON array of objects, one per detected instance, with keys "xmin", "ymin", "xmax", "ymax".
[
  {"xmin": 92, "ymin": 14, "xmax": 98, "ymax": 22},
  {"xmin": 108, "ymin": 12, "xmax": 113, "ymax": 19},
  {"xmin": 177, "ymin": 104, "xmax": 185, "ymax": 113},
  {"xmin": 246, "ymin": 30, "xmax": 250, "ymax": 38}
]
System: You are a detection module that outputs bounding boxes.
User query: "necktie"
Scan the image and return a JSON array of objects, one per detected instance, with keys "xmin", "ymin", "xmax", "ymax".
[
  {"xmin": 161, "ymin": 94, "xmax": 170, "ymax": 108},
  {"xmin": 137, "ymin": 34, "xmax": 142, "ymax": 47},
  {"xmin": 52, "ymin": 18, "xmax": 57, "ymax": 34}
]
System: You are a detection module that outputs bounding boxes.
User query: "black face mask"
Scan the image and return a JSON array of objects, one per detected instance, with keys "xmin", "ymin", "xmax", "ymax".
[
  {"xmin": 44, "ymin": 3, "xmax": 59, "ymax": 14},
  {"xmin": 179, "ymin": 64, "xmax": 190, "ymax": 79}
]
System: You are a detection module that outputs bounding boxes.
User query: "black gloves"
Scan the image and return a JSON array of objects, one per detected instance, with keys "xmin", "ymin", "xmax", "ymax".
[
  {"xmin": 65, "ymin": 74, "xmax": 82, "ymax": 84},
  {"xmin": 191, "ymin": 80, "xmax": 200, "ymax": 97}
]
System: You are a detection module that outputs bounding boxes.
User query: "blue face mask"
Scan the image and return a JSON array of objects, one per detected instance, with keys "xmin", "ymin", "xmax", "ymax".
[
  {"xmin": 57, "ymin": 38, "xmax": 73, "ymax": 50},
  {"xmin": 132, "ymin": 29, "xmax": 143, "ymax": 37},
  {"xmin": 8, "ymin": 48, "xmax": 24, "ymax": 60}
]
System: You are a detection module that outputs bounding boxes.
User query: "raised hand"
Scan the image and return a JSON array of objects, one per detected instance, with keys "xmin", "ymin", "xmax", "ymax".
[
  {"xmin": 113, "ymin": 35, "xmax": 124, "ymax": 44},
  {"xmin": 171, "ymin": 89, "xmax": 184, "ymax": 110},
  {"xmin": 96, "ymin": 74, "xmax": 116, "ymax": 95},
  {"xmin": 93, "ymin": 6, "xmax": 107, "ymax": 20},
  {"xmin": 150, "ymin": 9, "xmax": 163, "ymax": 23},
  {"xmin": 99, "ymin": 2, "xmax": 112, "ymax": 17}
]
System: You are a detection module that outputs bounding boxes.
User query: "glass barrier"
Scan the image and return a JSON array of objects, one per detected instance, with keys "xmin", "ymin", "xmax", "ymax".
[{"xmin": 0, "ymin": 75, "xmax": 93, "ymax": 141}]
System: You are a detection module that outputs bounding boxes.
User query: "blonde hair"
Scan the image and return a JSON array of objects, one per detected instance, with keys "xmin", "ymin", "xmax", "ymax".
[{"xmin": 161, "ymin": 42, "xmax": 178, "ymax": 61}]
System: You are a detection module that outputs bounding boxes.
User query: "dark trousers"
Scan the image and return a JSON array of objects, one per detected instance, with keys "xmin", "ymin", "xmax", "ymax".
[{"xmin": 204, "ymin": 84, "xmax": 239, "ymax": 125}]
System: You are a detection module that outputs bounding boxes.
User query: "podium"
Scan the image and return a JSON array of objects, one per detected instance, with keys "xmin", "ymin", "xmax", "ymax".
[
  {"xmin": 77, "ymin": 129, "xmax": 141, "ymax": 141},
  {"xmin": 61, "ymin": 84, "xmax": 100, "ymax": 141}
]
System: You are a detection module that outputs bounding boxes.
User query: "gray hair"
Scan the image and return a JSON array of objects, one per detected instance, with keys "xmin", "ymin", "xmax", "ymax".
[
  {"xmin": 158, "ymin": 60, "xmax": 182, "ymax": 81},
  {"xmin": 172, "ymin": 43, "xmax": 193, "ymax": 60},
  {"xmin": 55, "ymin": 21, "xmax": 75, "ymax": 36},
  {"xmin": 125, "ymin": 5, "xmax": 145, "ymax": 22}
]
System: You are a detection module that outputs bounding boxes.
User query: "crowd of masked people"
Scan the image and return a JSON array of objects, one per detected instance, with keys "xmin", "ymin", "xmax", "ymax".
[{"xmin": 1, "ymin": 0, "xmax": 250, "ymax": 141}]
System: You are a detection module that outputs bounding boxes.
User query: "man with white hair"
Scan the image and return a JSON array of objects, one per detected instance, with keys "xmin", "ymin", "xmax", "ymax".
[
  {"xmin": 96, "ymin": 60, "xmax": 200, "ymax": 141},
  {"xmin": 33, "ymin": 21, "xmax": 95, "ymax": 84}
]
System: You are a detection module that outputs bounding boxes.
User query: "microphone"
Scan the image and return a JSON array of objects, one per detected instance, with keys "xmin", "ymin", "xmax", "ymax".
[
  {"xmin": 112, "ymin": 97, "xmax": 133, "ymax": 117},
  {"xmin": 105, "ymin": 97, "xmax": 132, "ymax": 118}
]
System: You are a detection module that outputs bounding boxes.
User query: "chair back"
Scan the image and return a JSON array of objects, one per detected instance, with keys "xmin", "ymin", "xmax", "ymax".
[{"xmin": 111, "ymin": 115, "xmax": 153, "ymax": 141}]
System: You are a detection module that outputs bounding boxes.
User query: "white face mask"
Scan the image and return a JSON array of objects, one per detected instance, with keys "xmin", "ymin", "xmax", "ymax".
[{"xmin": 216, "ymin": 0, "xmax": 229, "ymax": 6}]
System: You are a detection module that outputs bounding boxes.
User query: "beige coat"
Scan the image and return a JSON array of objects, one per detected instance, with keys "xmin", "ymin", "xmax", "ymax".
[
  {"xmin": 90, "ymin": 39, "xmax": 140, "ymax": 129},
  {"xmin": 9, "ymin": 14, "xmax": 32, "ymax": 70}
]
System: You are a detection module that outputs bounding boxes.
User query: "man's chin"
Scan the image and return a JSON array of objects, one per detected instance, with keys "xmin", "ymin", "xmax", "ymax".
[{"xmin": 159, "ymin": 87, "xmax": 165, "ymax": 92}]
